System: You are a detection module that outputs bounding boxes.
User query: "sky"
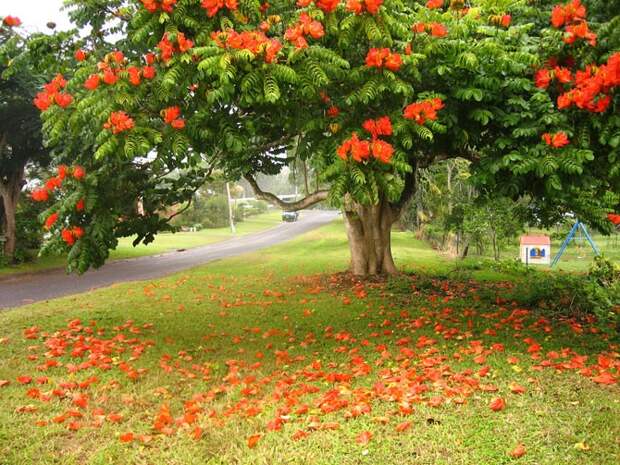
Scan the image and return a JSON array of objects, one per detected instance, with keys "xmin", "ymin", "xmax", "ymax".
[{"xmin": 2, "ymin": 0, "xmax": 73, "ymax": 33}]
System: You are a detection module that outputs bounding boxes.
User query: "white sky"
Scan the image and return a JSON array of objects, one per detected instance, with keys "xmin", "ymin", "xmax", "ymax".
[{"xmin": 1, "ymin": 0, "xmax": 73, "ymax": 33}]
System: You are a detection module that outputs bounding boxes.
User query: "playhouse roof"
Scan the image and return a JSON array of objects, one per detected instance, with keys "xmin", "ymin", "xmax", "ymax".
[{"xmin": 520, "ymin": 235, "xmax": 551, "ymax": 246}]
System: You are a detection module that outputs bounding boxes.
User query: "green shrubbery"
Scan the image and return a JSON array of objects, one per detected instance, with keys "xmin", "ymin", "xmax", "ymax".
[
  {"xmin": 1, "ymin": 194, "xmax": 47, "ymax": 265},
  {"xmin": 507, "ymin": 257, "xmax": 620, "ymax": 332}
]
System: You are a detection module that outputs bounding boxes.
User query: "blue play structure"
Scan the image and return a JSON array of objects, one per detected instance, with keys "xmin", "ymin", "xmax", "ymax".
[{"xmin": 551, "ymin": 220, "xmax": 600, "ymax": 267}]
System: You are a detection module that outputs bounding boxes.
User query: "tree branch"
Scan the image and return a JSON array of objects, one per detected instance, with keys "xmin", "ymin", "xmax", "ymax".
[{"xmin": 244, "ymin": 174, "xmax": 328, "ymax": 211}]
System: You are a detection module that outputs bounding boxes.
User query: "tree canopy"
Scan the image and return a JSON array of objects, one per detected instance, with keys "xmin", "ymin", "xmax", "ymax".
[{"xmin": 15, "ymin": 0, "xmax": 620, "ymax": 274}]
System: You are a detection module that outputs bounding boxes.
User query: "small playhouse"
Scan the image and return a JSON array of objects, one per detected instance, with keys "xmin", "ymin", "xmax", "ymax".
[{"xmin": 520, "ymin": 235, "xmax": 551, "ymax": 265}]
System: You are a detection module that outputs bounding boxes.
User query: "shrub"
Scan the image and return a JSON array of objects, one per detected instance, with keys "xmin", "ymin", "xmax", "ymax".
[{"xmin": 510, "ymin": 257, "xmax": 619, "ymax": 333}]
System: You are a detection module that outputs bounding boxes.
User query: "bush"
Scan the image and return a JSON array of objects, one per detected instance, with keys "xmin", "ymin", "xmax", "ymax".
[
  {"xmin": 171, "ymin": 195, "xmax": 244, "ymax": 229},
  {"xmin": 238, "ymin": 199, "xmax": 269, "ymax": 218},
  {"xmin": 1, "ymin": 194, "xmax": 47, "ymax": 264},
  {"xmin": 199, "ymin": 195, "xmax": 243, "ymax": 229},
  {"xmin": 509, "ymin": 256, "xmax": 620, "ymax": 333}
]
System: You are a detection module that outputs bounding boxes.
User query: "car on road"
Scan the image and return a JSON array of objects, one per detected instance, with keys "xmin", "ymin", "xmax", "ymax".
[{"xmin": 282, "ymin": 211, "xmax": 299, "ymax": 222}]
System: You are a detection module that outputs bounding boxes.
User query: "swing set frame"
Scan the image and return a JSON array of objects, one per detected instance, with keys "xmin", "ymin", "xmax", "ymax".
[{"xmin": 551, "ymin": 220, "xmax": 600, "ymax": 267}]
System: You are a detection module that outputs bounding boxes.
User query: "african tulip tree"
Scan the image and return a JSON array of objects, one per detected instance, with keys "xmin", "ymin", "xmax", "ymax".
[{"xmin": 29, "ymin": 0, "xmax": 619, "ymax": 274}]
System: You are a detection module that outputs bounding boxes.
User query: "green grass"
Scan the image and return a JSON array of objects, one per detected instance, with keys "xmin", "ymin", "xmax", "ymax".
[
  {"xmin": 0, "ymin": 211, "xmax": 282, "ymax": 276},
  {"xmin": 0, "ymin": 223, "xmax": 618, "ymax": 465}
]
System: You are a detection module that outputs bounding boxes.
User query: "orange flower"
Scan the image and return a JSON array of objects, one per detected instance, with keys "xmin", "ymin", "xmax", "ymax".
[
  {"xmin": 356, "ymin": 430, "xmax": 373, "ymax": 445},
  {"xmin": 370, "ymin": 139, "xmax": 394, "ymax": 163},
  {"xmin": 62, "ymin": 228, "xmax": 76, "ymax": 245},
  {"xmin": 247, "ymin": 433, "xmax": 262, "ymax": 448},
  {"xmin": 489, "ymin": 397, "xmax": 506, "ymax": 411},
  {"xmin": 542, "ymin": 131, "xmax": 569, "ymax": 148},
  {"xmin": 119, "ymin": 432, "xmax": 134, "ymax": 443},
  {"xmin": 104, "ymin": 111, "xmax": 135, "ymax": 134},
  {"xmin": 127, "ymin": 67, "xmax": 142, "ymax": 86},
  {"xmin": 177, "ymin": 32, "xmax": 194, "ymax": 52},
  {"xmin": 509, "ymin": 443, "xmax": 526, "ymax": 458},
  {"xmin": 84, "ymin": 74, "xmax": 100, "ymax": 90},
  {"xmin": 75, "ymin": 49, "xmax": 87, "ymax": 61},
  {"xmin": 3, "ymin": 16, "xmax": 22, "ymax": 27},
  {"xmin": 44, "ymin": 213, "xmax": 59, "ymax": 230},
  {"xmin": 103, "ymin": 69, "xmax": 119, "ymax": 85},
  {"xmin": 31, "ymin": 188, "xmax": 50, "ymax": 202},
  {"xmin": 201, "ymin": 0, "xmax": 238, "ymax": 17},
  {"xmin": 142, "ymin": 66, "xmax": 156, "ymax": 79},
  {"xmin": 534, "ymin": 69, "xmax": 551, "ymax": 89},
  {"xmin": 430, "ymin": 23, "xmax": 448, "ymax": 37},
  {"xmin": 327, "ymin": 106, "xmax": 340, "ymax": 118},
  {"xmin": 403, "ymin": 98, "xmax": 444, "ymax": 124},
  {"xmin": 73, "ymin": 166, "xmax": 86, "ymax": 180}
]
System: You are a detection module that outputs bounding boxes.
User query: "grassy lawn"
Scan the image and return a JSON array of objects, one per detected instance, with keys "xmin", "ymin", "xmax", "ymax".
[
  {"xmin": 0, "ymin": 211, "xmax": 282, "ymax": 276},
  {"xmin": 0, "ymin": 223, "xmax": 618, "ymax": 465}
]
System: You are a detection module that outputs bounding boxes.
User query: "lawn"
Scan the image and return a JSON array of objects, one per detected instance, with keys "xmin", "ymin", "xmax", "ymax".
[
  {"xmin": 0, "ymin": 223, "xmax": 618, "ymax": 465},
  {"xmin": 0, "ymin": 211, "xmax": 282, "ymax": 276}
]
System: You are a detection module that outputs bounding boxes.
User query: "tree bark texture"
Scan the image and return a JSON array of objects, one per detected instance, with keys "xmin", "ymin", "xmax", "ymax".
[
  {"xmin": 344, "ymin": 197, "xmax": 399, "ymax": 276},
  {"xmin": 0, "ymin": 165, "xmax": 24, "ymax": 262}
]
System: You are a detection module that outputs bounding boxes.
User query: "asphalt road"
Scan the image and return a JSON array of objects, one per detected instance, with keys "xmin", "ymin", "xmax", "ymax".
[{"xmin": 0, "ymin": 210, "xmax": 338, "ymax": 310}]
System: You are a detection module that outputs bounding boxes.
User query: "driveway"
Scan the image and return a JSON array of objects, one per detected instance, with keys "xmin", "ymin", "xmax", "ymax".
[{"xmin": 0, "ymin": 210, "xmax": 338, "ymax": 310}]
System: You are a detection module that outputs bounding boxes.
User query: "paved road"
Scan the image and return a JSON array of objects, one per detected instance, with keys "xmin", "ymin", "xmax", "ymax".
[{"xmin": 0, "ymin": 210, "xmax": 338, "ymax": 310}]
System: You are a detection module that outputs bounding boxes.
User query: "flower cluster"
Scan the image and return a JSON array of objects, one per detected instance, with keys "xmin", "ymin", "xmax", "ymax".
[
  {"xmin": 337, "ymin": 133, "xmax": 394, "ymax": 164},
  {"xmin": 607, "ymin": 213, "xmax": 620, "ymax": 226},
  {"xmin": 337, "ymin": 116, "xmax": 394, "ymax": 164},
  {"xmin": 2, "ymin": 16, "xmax": 21, "ymax": 27},
  {"xmin": 201, "ymin": 0, "xmax": 238, "ymax": 17},
  {"xmin": 550, "ymin": 0, "xmax": 596, "ymax": 46},
  {"xmin": 211, "ymin": 30, "xmax": 282, "ymax": 64},
  {"xmin": 557, "ymin": 52, "xmax": 619, "ymax": 113},
  {"xmin": 297, "ymin": 0, "xmax": 340, "ymax": 14},
  {"xmin": 412, "ymin": 22, "xmax": 448, "ymax": 38},
  {"xmin": 542, "ymin": 131, "xmax": 569, "ymax": 148},
  {"xmin": 123, "ymin": 54, "xmax": 157, "ymax": 85},
  {"xmin": 534, "ymin": 65, "xmax": 573, "ymax": 89},
  {"xmin": 33, "ymin": 74, "xmax": 73, "ymax": 112},
  {"xmin": 140, "ymin": 0, "xmax": 177, "ymax": 13},
  {"xmin": 158, "ymin": 32, "xmax": 194, "ymax": 62},
  {"xmin": 365, "ymin": 48, "xmax": 402, "ymax": 72},
  {"xmin": 61, "ymin": 227, "xmax": 85, "ymax": 246},
  {"xmin": 45, "ymin": 212, "xmax": 59, "ymax": 230},
  {"xmin": 345, "ymin": 0, "xmax": 384, "ymax": 15},
  {"xmin": 31, "ymin": 165, "xmax": 85, "ymax": 203},
  {"xmin": 74, "ymin": 49, "xmax": 87, "ymax": 62},
  {"xmin": 362, "ymin": 116, "xmax": 392, "ymax": 139},
  {"xmin": 403, "ymin": 98, "xmax": 444, "ymax": 125},
  {"xmin": 104, "ymin": 111, "xmax": 135, "ymax": 134},
  {"xmin": 162, "ymin": 106, "xmax": 185, "ymax": 129},
  {"xmin": 83, "ymin": 51, "xmax": 147, "ymax": 91},
  {"xmin": 285, "ymin": 13, "xmax": 324, "ymax": 49},
  {"xmin": 426, "ymin": 0, "xmax": 442, "ymax": 8},
  {"xmin": 490, "ymin": 14, "xmax": 511, "ymax": 28}
]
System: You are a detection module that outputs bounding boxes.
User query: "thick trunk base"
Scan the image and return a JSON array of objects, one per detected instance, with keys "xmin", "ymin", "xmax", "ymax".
[
  {"xmin": 1, "ymin": 175, "xmax": 21, "ymax": 263},
  {"xmin": 344, "ymin": 198, "xmax": 399, "ymax": 277}
]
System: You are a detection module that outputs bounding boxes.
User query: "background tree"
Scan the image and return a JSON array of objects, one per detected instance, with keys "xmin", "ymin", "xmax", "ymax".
[
  {"xmin": 31, "ymin": 0, "xmax": 619, "ymax": 275},
  {"xmin": 0, "ymin": 19, "xmax": 51, "ymax": 261}
]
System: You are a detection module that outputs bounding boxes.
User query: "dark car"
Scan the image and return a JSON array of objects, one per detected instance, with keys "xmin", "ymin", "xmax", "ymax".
[{"xmin": 282, "ymin": 211, "xmax": 299, "ymax": 222}]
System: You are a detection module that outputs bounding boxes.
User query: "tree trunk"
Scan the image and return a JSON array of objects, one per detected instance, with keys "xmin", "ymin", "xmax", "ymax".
[
  {"xmin": 0, "ymin": 166, "xmax": 23, "ymax": 262},
  {"xmin": 343, "ymin": 197, "xmax": 399, "ymax": 276}
]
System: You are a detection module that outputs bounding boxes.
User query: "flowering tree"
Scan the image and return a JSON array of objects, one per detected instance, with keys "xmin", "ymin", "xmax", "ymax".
[{"xmin": 22, "ymin": 0, "xmax": 619, "ymax": 274}]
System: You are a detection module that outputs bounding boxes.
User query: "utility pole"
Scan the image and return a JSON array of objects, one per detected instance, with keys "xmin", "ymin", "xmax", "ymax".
[{"xmin": 226, "ymin": 182, "xmax": 236, "ymax": 234}]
